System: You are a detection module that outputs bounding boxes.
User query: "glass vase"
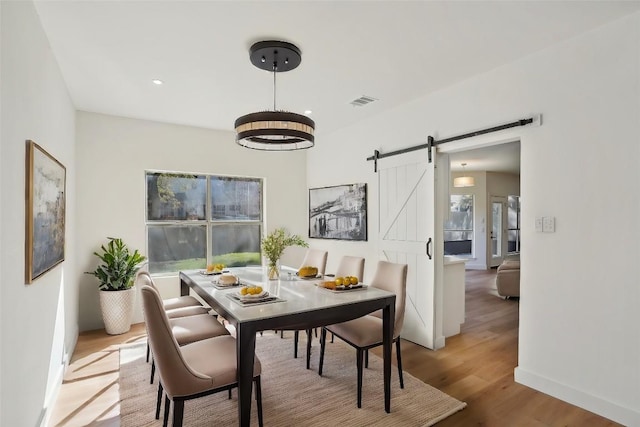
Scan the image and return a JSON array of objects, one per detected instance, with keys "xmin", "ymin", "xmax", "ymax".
[{"xmin": 267, "ymin": 260, "xmax": 280, "ymax": 280}]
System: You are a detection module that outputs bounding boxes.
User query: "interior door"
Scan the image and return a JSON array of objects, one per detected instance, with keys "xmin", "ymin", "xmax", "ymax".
[
  {"xmin": 489, "ymin": 195, "xmax": 507, "ymax": 267},
  {"xmin": 377, "ymin": 149, "xmax": 436, "ymax": 349}
]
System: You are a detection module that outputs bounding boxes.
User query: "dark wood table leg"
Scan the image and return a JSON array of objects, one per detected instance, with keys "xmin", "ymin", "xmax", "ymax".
[
  {"xmin": 382, "ymin": 301, "xmax": 395, "ymax": 413},
  {"xmin": 236, "ymin": 323, "xmax": 257, "ymax": 427},
  {"xmin": 180, "ymin": 277, "xmax": 189, "ymax": 296}
]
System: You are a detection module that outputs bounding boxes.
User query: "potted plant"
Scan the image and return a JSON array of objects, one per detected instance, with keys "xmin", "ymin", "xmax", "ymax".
[
  {"xmin": 86, "ymin": 237, "xmax": 146, "ymax": 335},
  {"xmin": 261, "ymin": 228, "xmax": 307, "ymax": 280}
]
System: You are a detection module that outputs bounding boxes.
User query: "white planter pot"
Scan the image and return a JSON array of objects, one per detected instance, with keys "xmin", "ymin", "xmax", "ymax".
[{"xmin": 99, "ymin": 287, "xmax": 136, "ymax": 335}]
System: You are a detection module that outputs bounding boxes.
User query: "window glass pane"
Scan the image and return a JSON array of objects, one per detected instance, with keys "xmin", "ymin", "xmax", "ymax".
[
  {"xmin": 147, "ymin": 225, "xmax": 206, "ymax": 273},
  {"xmin": 210, "ymin": 177, "xmax": 262, "ymax": 221},
  {"xmin": 508, "ymin": 230, "xmax": 520, "ymax": 252},
  {"xmin": 444, "ymin": 194, "xmax": 473, "ymax": 256},
  {"xmin": 210, "ymin": 224, "xmax": 262, "ymax": 267},
  {"xmin": 444, "ymin": 195, "xmax": 473, "ymax": 231},
  {"xmin": 147, "ymin": 172, "xmax": 206, "ymax": 221},
  {"xmin": 508, "ymin": 195, "xmax": 520, "ymax": 229},
  {"xmin": 507, "ymin": 195, "xmax": 520, "ymax": 253}
]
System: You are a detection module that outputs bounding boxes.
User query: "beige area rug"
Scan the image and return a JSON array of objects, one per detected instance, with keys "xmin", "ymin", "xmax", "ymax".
[{"xmin": 119, "ymin": 332, "xmax": 466, "ymax": 426}]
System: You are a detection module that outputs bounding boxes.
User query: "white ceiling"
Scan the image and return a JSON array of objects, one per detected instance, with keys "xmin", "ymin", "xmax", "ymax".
[{"xmin": 34, "ymin": 1, "xmax": 640, "ymax": 170}]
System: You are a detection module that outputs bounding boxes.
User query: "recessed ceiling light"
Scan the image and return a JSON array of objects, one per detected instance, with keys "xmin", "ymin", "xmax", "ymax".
[
  {"xmin": 304, "ymin": 110, "xmax": 313, "ymax": 115},
  {"xmin": 152, "ymin": 79, "xmax": 163, "ymax": 85}
]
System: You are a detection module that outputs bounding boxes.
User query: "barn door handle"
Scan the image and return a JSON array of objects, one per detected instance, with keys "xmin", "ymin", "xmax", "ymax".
[{"xmin": 426, "ymin": 237, "xmax": 432, "ymax": 260}]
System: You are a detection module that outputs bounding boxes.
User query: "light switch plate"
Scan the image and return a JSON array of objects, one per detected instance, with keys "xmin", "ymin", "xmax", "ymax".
[
  {"xmin": 535, "ymin": 217, "xmax": 543, "ymax": 232},
  {"xmin": 543, "ymin": 216, "xmax": 555, "ymax": 233}
]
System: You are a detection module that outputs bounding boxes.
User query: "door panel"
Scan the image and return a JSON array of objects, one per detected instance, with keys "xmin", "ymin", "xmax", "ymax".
[{"xmin": 378, "ymin": 149, "xmax": 435, "ymax": 349}]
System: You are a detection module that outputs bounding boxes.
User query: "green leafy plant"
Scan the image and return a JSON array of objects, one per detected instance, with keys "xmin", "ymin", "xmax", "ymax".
[
  {"xmin": 261, "ymin": 228, "xmax": 308, "ymax": 267},
  {"xmin": 86, "ymin": 237, "xmax": 147, "ymax": 291}
]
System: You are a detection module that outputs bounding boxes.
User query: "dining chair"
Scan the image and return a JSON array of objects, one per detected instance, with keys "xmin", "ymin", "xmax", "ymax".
[
  {"xmin": 318, "ymin": 260, "xmax": 407, "ymax": 408},
  {"xmin": 137, "ymin": 273, "xmax": 229, "ymax": 384},
  {"xmin": 299, "ymin": 248, "xmax": 328, "ymax": 276},
  {"xmin": 137, "ymin": 271, "xmax": 208, "ymax": 313},
  {"xmin": 334, "ymin": 255, "xmax": 365, "ymax": 282},
  {"xmin": 299, "ymin": 255, "xmax": 366, "ymax": 368},
  {"xmin": 137, "ymin": 272, "xmax": 212, "ymax": 367},
  {"xmin": 289, "ymin": 249, "xmax": 328, "ymax": 365},
  {"xmin": 141, "ymin": 285, "xmax": 263, "ymax": 427}
]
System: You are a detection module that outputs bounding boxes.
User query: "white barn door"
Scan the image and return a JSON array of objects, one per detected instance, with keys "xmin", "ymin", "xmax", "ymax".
[{"xmin": 378, "ymin": 149, "xmax": 436, "ymax": 349}]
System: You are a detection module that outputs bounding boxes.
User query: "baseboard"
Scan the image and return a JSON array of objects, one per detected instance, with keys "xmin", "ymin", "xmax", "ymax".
[
  {"xmin": 514, "ymin": 367, "xmax": 640, "ymax": 426},
  {"xmin": 40, "ymin": 329, "xmax": 78, "ymax": 427}
]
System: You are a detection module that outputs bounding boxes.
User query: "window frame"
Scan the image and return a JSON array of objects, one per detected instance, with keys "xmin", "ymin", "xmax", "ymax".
[{"xmin": 145, "ymin": 170, "xmax": 264, "ymax": 276}]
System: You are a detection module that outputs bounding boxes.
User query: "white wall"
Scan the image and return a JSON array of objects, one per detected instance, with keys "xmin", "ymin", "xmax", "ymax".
[
  {"xmin": 0, "ymin": 2, "xmax": 77, "ymax": 426},
  {"xmin": 308, "ymin": 12, "xmax": 640, "ymax": 426},
  {"xmin": 75, "ymin": 112, "xmax": 308, "ymax": 330}
]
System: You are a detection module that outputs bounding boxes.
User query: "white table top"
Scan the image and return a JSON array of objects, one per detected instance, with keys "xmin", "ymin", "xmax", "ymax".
[{"xmin": 181, "ymin": 267, "xmax": 394, "ymax": 324}]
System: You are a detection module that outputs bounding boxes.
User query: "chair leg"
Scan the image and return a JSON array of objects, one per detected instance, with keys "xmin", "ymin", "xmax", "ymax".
[
  {"xmin": 146, "ymin": 342, "xmax": 150, "ymax": 363},
  {"xmin": 356, "ymin": 348, "xmax": 364, "ymax": 408},
  {"xmin": 228, "ymin": 388, "xmax": 232, "ymax": 399},
  {"xmin": 396, "ymin": 337, "xmax": 404, "ymax": 389},
  {"xmin": 150, "ymin": 359, "xmax": 155, "ymax": 384},
  {"xmin": 173, "ymin": 399, "xmax": 184, "ymax": 427},
  {"xmin": 163, "ymin": 395, "xmax": 170, "ymax": 427},
  {"xmin": 255, "ymin": 376, "xmax": 264, "ymax": 427},
  {"xmin": 155, "ymin": 382, "xmax": 163, "ymax": 420},
  {"xmin": 331, "ymin": 332, "xmax": 334, "ymax": 343},
  {"xmin": 365, "ymin": 349, "xmax": 369, "ymax": 368},
  {"xmin": 280, "ymin": 330, "xmax": 283, "ymax": 338},
  {"xmin": 306, "ymin": 329, "xmax": 312, "ymax": 369},
  {"xmin": 294, "ymin": 330, "xmax": 299, "ymax": 358},
  {"xmin": 319, "ymin": 327, "xmax": 327, "ymax": 376}
]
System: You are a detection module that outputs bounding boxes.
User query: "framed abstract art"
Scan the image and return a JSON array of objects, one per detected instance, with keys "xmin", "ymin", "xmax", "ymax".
[{"xmin": 25, "ymin": 140, "xmax": 66, "ymax": 283}]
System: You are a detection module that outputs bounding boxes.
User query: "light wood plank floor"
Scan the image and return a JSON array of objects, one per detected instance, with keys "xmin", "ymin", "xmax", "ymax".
[{"xmin": 49, "ymin": 269, "xmax": 620, "ymax": 426}]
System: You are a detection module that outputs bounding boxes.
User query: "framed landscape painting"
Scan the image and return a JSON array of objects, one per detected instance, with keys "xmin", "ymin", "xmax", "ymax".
[
  {"xmin": 25, "ymin": 140, "xmax": 66, "ymax": 283},
  {"xmin": 309, "ymin": 183, "xmax": 367, "ymax": 241}
]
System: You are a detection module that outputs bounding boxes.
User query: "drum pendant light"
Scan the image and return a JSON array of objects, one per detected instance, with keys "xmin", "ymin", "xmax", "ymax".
[
  {"xmin": 453, "ymin": 163, "xmax": 475, "ymax": 187},
  {"xmin": 235, "ymin": 40, "xmax": 315, "ymax": 151}
]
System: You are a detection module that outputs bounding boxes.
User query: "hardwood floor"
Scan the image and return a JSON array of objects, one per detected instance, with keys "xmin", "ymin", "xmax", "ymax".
[{"xmin": 49, "ymin": 269, "xmax": 620, "ymax": 426}]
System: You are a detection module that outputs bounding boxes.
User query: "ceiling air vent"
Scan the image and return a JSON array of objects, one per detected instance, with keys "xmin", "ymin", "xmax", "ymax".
[{"xmin": 349, "ymin": 95, "xmax": 378, "ymax": 107}]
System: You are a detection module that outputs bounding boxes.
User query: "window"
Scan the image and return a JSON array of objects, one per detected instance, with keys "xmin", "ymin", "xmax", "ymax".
[
  {"xmin": 146, "ymin": 172, "xmax": 263, "ymax": 274},
  {"xmin": 444, "ymin": 194, "xmax": 473, "ymax": 257},
  {"xmin": 507, "ymin": 195, "xmax": 521, "ymax": 253}
]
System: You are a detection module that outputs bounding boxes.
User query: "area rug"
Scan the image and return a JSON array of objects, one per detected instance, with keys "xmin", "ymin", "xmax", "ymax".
[{"xmin": 119, "ymin": 332, "xmax": 465, "ymax": 426}]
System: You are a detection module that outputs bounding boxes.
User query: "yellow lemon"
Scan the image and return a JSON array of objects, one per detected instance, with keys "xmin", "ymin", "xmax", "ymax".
[
  {"xmin": 350, "ymin": 276, "xmax": 358, "ymax": 285},
  {"xmin": 240, "ymin": 287, "xmax": 249, "ymax": 296},
  {"xmin": 335, "ymin": 277, "xmax": 344, "ymax": 286}
]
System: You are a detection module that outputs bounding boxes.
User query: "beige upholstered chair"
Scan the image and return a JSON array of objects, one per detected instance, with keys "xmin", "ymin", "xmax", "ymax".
[
  {"xmin": 319, "ymin": 260, "xmax": 407, "ymax": 408},
  {"xmin": 289, "ymin": 249, "xmax": 329, "ymax": 365},
  {"xmin": 137, "ymin": 273, "xmax": 228, "ymax": 383},
  {"xmin": 334, "ymin": 255, "xmax": 365, "ymax": 282},
  {"xmin": 141, "ymin": 285, "xmax": 263, "ymax": 427},
  {"xmin": 302, "ymin": 255, "xmax": 366, "ymax": 367},
  {"xmin": 137, "ymin": 271, "xmax": 208, "ymax": 316},
  {"xmin": 299, "ymin": 249, "xmax": 328, "ymax": 276},
  {"xmin": 137, "ymin": 272, "xmax": 212, "ymax": 367}
]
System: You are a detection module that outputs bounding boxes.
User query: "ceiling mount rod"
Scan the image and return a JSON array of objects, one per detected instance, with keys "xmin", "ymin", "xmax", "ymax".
[{"xmin": 366, "ymin": 116, "xmax": 537, "ymax": 169}]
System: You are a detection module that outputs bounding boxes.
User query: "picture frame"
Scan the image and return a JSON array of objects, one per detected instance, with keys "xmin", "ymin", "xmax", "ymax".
[
  {"xmin": 309, "ymin": 183, "xmax": 367, "ymax": 241},
  {"xmin": 25, "ymin": 140, "xmax": 66, "ymax": 283}
]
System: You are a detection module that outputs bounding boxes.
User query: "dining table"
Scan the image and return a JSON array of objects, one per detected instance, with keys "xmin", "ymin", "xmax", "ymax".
[{"xmin": 179, "ymin": 266, "xmax": 397, "ymax": 427}]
